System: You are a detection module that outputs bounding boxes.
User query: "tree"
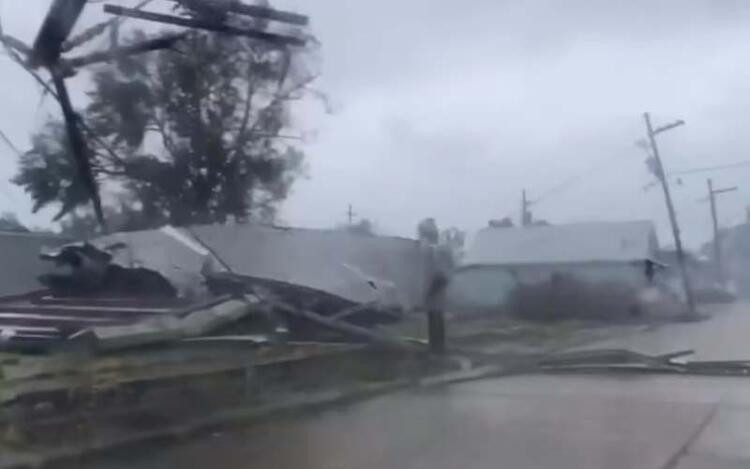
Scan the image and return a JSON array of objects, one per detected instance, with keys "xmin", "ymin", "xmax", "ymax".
[
  {"xmin": 58, "ymin": 199, "xmax": 146, "ymax": 239},
  {"xmin": 347, "ymin": 218, "xmax": 375, "ymax": 236},
  {"xmin": 0, "ymin": 212, "xmax": 29, "ymax": 233},
  {"xmin": 417, "ymin": 217, "xmax": 439, "ymax": 244},
  {"xmin": 14, "ymin": 24, "xmax": 317, "ymax": 228}
]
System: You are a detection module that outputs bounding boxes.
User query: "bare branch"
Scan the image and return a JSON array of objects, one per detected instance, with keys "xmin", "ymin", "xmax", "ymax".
[
  {"xmin": 0, "ymin": 128, "xmax": 22, "ymax": 157},
  {"xmin": 230, "ymin": 66, "xmax": 258, "ymax": 158},
  {"xmin": 227, "ymin": 74, "xmax": 315, "ymax": 161},
  {"xmin": 63, "ymin": 32, "xmax": 186, "ymax": 68},
  {"xmin": 0, "ymin": 34, "xmax": 31, "ymax": 56},
  {"xmin": 247, "ymin": 73, "xmax": 317, "ymax": 134},
  {"xmin": 152, "ymin": 111, "xmax": 179, "ymax": 157}
]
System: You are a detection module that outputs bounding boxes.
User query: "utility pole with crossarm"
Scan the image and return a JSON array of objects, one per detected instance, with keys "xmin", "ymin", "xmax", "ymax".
[
  {"xmin": 705, "ymin": 179, "xmax": 738, "ymax": 286},
  {"xmin": 643, "ymin": 112, "xmax": 698, "ymax": 319}
]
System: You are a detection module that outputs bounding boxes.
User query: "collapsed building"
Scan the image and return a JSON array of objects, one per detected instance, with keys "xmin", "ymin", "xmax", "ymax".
[
  {"xmin": 0, "ymin": 223, "xmax": 434, "ymax": 350},
  {"xmin": 0, "ymin": 223, "xmax": 443, "ymax": 450}
]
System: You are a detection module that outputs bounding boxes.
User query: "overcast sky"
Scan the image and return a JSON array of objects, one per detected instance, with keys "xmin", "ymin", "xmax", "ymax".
[{"xmin": 2, "ymin": 1, "xmax": 750, "ymax": 248}]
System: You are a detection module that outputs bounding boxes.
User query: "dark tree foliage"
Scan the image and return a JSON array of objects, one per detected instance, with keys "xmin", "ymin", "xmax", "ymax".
[
  {"xmin": 15, "ymin": 26, "xmax": 315, "ymax": 228},
  {"xmin": 347, "ymin": 218, "xmax": 375, "ymax": 236},
  {"xmin": 0, "ymin": 212, "xmax": 29, "ymax": 233}
]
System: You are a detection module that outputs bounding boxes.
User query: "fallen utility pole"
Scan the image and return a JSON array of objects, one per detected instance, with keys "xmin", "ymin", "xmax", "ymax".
[
  {"xmin": 643, "ymin": 112, "xmax": 697, "ymax": 318},
  {"xmin": 706, "ymin": 179, "xmax": 738, "ymax": 285},
  {"xmin": 49, "ymin": 69, "xmax": 106, "ymax": 227},
  {"xmin": 28, "ymin": 0, "xmax": 107, "ymax": 228}
]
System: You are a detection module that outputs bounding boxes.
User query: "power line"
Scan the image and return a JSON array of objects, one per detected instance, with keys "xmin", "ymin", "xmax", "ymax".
[
  {"xmin": 670, "ymin": 160, "xmax": 750, "ymax": 176},
  {"xmin": 531, "ymin": 152, "xmax": 625, "ymax": 205}
]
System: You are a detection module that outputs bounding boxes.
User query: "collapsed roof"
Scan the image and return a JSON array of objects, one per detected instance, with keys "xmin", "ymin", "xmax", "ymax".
[{"xmin": 94, "ymin": 224, "xmax": 431, "ymax": 310}]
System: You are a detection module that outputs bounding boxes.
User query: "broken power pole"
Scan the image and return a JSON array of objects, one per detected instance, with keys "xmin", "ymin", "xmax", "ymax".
[{"xmin": 643, "ymin": 112, "xmax": 697, "ymax": 318}]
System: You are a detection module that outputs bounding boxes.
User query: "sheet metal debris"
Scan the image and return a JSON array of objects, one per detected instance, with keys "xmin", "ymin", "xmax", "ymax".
[
  {"xmin": 39, "ymin": 242, "xmax": 177, "ymax": 298},
  {"xmin": 0, "ymin": 235, "xmax": 419, "ymax": 352}
]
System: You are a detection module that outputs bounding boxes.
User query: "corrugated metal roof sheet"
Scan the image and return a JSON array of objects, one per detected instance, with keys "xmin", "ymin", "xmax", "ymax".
[
  {"xmin": 0, "ymin": 232, "xmax": 69, "ymax": 297},
  {"xmin": 94, "ymin": 228, "xmax": 208, "ymax": 298},
  {"xmin": 464, "ymin": 221, "xmax": 658, "ymax": 266},
  {"xmin": 0, "ymin": 293, "xmax": 193, "ymax": 349},
  {"xmin": 189, "ymin": 224, "xmax": 430, "ymax": 309},
  {"xmin": 95, "ymin": 224, "xmax": 430, "ymax": 309}
]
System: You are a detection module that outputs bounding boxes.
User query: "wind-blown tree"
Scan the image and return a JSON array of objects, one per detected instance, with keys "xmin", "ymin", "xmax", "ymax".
[{"xmin": 14, "ymin": 25, "xmax": 317, "ymax": 229}]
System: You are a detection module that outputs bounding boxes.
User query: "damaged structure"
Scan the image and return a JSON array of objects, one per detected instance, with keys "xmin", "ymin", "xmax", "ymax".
[
  {"xmin": 0, "ymin": 223, "xmax": 439, "ymax": 450},
  {"xmin": 0, "ymin": 223, "xmax": 432, "ymax": 350}
]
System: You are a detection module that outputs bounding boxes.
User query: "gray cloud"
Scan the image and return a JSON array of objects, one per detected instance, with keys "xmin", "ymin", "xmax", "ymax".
[{"xmin": 1, "ymin": 1, "xmax": 749, "ymax": 247}]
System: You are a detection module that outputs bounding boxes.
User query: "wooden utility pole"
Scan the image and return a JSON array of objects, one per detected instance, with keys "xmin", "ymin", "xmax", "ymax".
[
  {"xmin": 521, "ymin": 189, "xmax": 532, "ymax": 226},
  {"xmin": 643, "ymin": 112, "xmax": 697, "ymax": 318},
  {"xmin": 706, "ymin": 178, "xmax": 738, "ymax": 285},
  {"xmin": 347, "ymin": 204, "xmax": 356, "ymax": 225}
]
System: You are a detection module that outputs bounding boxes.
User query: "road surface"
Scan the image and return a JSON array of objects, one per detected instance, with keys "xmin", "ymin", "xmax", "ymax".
[
  {"xmin": 580, "ymin": 300, "xmax": 750, "ymax": 360},
  {"xmin": 71, "ymin": 301, "xmax": 750, "ymax": 469}
]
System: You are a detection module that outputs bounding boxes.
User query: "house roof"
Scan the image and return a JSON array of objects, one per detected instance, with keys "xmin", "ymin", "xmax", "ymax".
[
  {"xmin": 0, "ymin": 232, "xmax": 69, "ymax": 297},
  {"xmin": 95, "ymin": 224, "xmax": 430, "ymax": 309},
  {"xmin": 463, "ymin": 221, "xmax": 658, "ymax": 266}
]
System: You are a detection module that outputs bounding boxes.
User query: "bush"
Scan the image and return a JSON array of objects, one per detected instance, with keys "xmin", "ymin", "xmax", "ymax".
[{"xmin": 506, "ymin": 273, "xmax": 641, "ymax": 322}]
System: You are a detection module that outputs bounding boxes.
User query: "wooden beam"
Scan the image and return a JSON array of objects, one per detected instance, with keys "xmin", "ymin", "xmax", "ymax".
[
  {"xmin": 29, "ymin": 0, "xmax": 88, "ymax": 67},
  {"xmin": 103, "ymin": 5, "xmax": 305, "ymax": 47},
  {"xmin": 272, "ymin": 300, "xmax": 419, "ymax": 352}
]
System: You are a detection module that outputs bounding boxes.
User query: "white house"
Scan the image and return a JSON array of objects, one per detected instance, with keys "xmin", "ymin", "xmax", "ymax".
[{"xmin": 446, "ymin": 221, "xmax": 660, "ymax": 311}]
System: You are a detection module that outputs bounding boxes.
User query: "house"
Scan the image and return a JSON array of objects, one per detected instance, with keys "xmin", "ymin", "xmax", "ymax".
[
  {"xmin": 0, "ymin": 231, "xmax": 69, "ymax": 297},
  {"xmin": 93, "ymin": 223, "xmax": 432, "ymax": 310},
  {"xmin": 446, "ymin": 221, "xmax": 660, "ymax": 311},
  {"xmin": 718, "ymin": 222, "xmax": 750, "ymax": 297}
]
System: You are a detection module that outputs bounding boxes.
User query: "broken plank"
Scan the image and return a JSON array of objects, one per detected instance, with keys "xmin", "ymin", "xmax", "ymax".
[
  {"xmin": 34, "ymin": 295, "xmax": 190, "ymax": 308},
  {"xmin": 0, "ymin": 313, "xmax": 124, "ymax": 329},
  {"xmin": 0, "ymin": 304, "xmax": 174, "ymax": 315},
  {"xmin": 330, "ymin": 301, "xmax": 378, "ymax": 321},
  {"xmin": 272, "ymin": 300, "xmax": 420, "ymax": 351}
]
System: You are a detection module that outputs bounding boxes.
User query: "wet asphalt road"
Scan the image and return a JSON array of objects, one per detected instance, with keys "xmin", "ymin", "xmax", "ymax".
[
  {"xmin": 580, "ymin": 301, "xmax": 750, "ymax": 360},
  {"xmin": 72, "ymin": 302, "xmax": 750, "ymax": 469}
]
